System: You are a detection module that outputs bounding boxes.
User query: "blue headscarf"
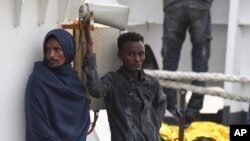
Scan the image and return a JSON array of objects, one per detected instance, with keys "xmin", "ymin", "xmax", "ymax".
[{"xmin": 25, "ymin": 29, "xmax": 90, "ymax": 141}]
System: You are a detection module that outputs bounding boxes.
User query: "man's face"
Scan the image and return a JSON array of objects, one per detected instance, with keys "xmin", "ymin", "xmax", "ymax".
[
  {"xmin": 45, "ymin": 38, "xmax": 66, "ymax": 68},
  {"xmin": 119, "ymin": 41, "xmax": 145, "ymax": 72}
]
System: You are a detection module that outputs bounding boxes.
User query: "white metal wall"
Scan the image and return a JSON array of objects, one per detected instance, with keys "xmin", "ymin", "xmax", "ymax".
[{"xmin": 224, "ymin": 0, "xmax": 250, "ymax": 113}]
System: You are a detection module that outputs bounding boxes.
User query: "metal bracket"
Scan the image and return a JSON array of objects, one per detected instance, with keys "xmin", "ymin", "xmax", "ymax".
[{"xmin": 14, "ymin": 0, "xmax": 24, "ymax": 26}]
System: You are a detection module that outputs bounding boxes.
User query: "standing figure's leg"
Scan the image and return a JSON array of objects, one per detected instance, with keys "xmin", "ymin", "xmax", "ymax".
[
  {"xmin": 248, "ymin": 103, "xmax": 250, "ymax": 124},
  {"xmin": 162, "ymin": 5, "xmax": 188, "ymax": 116},
  {"xmin": 186, "ymin": 7, "xmax": 212, "ymax": 122}
]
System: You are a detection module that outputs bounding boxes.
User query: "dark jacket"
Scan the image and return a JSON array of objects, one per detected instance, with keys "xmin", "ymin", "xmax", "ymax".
[{"xmin": 85, "ymin": 54, "xmax": 166, "ymax": 141}]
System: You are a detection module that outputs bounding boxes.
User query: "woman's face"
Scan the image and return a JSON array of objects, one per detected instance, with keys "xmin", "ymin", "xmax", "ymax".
[{"xmin": 45, "ymin": 38, "xmax": 66, "ymax": 68}]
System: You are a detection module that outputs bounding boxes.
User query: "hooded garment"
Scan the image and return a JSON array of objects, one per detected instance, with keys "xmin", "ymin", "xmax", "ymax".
[{"xmin": 25, "ymin": 29, "xmax": 90, "ymax": 141}]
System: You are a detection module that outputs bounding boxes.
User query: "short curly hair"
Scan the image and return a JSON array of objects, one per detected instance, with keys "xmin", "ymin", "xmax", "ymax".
[{"xmin": 117, "ymin": 32, "xmax": 144, "ymax": 51}]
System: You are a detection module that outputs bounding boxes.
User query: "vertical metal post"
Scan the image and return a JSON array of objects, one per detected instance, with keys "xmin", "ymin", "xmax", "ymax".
[{"xmin": 178, "ymin": 89, "xmax": 187, "ymax": 141}]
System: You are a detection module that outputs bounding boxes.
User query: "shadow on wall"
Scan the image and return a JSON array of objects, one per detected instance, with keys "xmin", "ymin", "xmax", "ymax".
[{"xmin": 142, "ymin": 44, "xmax": 159, "ymax": 70}]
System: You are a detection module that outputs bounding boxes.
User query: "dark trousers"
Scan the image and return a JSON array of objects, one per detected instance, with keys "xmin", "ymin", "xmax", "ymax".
[
  {"xmin": 248, "ymin": 104, "xmax": 250, "ymax": 124},
  {"xmin": 162, "ymin": 3, "xmax": 212, "ymax": 115}
]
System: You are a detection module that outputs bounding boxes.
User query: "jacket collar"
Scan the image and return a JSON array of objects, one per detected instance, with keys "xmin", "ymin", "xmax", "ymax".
[{"xmin": 118, "ymin": 67, "xmax": 146, "ymax": 82}]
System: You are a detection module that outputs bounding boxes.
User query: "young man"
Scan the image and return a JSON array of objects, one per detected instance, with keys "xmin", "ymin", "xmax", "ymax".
[
  {"xmin": 83, "ymin": 23, "xmax": 166, "ymax": 141},
  {"xmin": 25, "ymin": 29, "xmax": 90, "ymax": 141}
]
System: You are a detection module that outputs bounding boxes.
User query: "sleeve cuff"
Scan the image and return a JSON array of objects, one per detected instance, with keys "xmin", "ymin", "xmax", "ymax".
[{"xmin": 82, "ymin": 53, "xmax": 96, "ymax": 69}]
